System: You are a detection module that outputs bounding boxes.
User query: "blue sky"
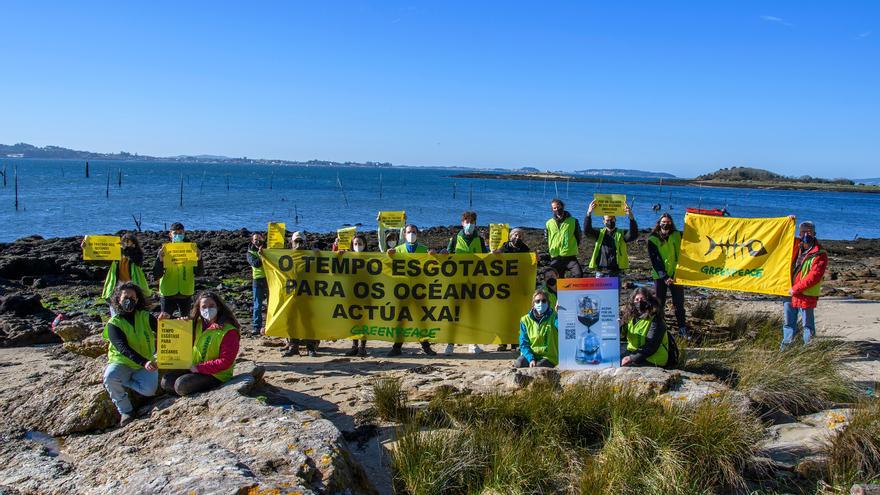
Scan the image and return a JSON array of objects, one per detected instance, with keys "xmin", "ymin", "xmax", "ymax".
[{"xmin": 0, "ymin": 1, "xmax": 876, "ymax": 178}]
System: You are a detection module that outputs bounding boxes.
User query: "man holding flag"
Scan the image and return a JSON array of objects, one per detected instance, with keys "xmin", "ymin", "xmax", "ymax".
[{"xmin": 782, "ymin": 221, "xmax": 828, "ymax": 350}]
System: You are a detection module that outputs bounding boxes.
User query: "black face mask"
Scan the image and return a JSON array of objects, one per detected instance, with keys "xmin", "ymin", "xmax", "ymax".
[
  {"xmin": 636, "ymin": 300, "xmax": 649, "ymax": 313},
  {"xmin": 120, "ymin": 298, "xmax": 136, "ymax": 313},
  {"xmin": 253, "ymin": 240, "xmax": 264, "ymax": 248},
  {"xmin": 605, "ymin": 221, "xmax": 616, "ymax": 230}
]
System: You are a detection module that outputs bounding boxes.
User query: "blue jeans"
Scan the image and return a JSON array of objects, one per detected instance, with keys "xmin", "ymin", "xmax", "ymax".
[
  {"xmin": 103, "ymin": 363, "xmax": 158, "ymax": 414},
  {"xmin": 253, "ymin": 278, "xmax": 269, "ymax": 332},
  {"xmin": 781, "ymin": 299, "xmax": 815, "ymax": 349}
]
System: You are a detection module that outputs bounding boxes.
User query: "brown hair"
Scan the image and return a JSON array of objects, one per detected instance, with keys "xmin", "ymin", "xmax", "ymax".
[
  {"xmin": 461, "ymin": 211, "xmax": 477, "ymax": 223},
  {"xmin": 120, "ymin": 232, "xmax": 144, "ymax": 258},
  {"xmin": 650, "ymin": 213, "xmax": 678, "ymax": 238},
  {"xmin": 190, "ymin": 291, "xmax": 241, "ymax": 330},
  {"xmin": 110, "ymin": 282, "xmax": 149, "ymax": 313},
  {"xmin": 551, "ymin": 198, "xmax": 565, "ymax": 208},
  {"xmin": 623, "ymin": 287, "xmax": 660, "ymax": 323}
]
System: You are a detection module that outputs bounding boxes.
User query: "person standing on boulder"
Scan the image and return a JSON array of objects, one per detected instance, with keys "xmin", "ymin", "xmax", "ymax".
[
  {"xmin": 514, "ymin": 289, "xmax": 558, "ymax": 368},
  {"xmin": 153, "ymin": 222, "xmax": 204, "ymax": 318},
  {"xmin": 545, "ymin": 199, "xmax": 583, "ymax": 279},
  {"xmin": 83, "ymin": 233, "xmax": 152, "ymax": 316},
  {"xmin": 781, "ymin": 220, "xmax": 828, "ymax": 350},
  {"xmin": 246, "ymin": 232, "xmax": 268, "ymax": 337},
  {"xmin": 102, "ymin": 282, "xmax": 159, "ymax": 426},
  {"xmin": 585, "ymin": 200, "xmax": 639, "ymax": 278},
  {"xmin": 160, "ymin": 291, "xmax": 240, "ymax": 396},
  {"xmin": 444, "ymin": 211, "xmax": 488, "ymax": 355},
  {"xmin": 647, "ymin": 213, "xmax": 689, "ymax": 340},
  {"xmin": 385, "ymin": 224, "xmax": 438, "ymax": 357}
]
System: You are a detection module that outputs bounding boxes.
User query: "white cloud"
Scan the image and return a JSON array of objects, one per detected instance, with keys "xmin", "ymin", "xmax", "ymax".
[{"xmin": 761, "ymin": 15, "xmax": 793, "ymax": 27}]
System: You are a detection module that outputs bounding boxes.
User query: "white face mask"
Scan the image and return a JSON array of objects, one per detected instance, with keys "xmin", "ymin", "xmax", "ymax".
[
  {"xmin": 405, "ymin": 233, "xmax": 417, "ymax": 244},
  {"xmin": 200, "ymin": 307, "xmax": 218, "ymax": 322},
  {"xmin": 353, "ymin": 244, "xmax": 364, "ymax": 252},
  {"xmin": 387, "ymin": 239, "xmax": 398, "ymax": 248},
  {"xmin": 463, "ymin": 223, "xmax": 475, "ymax": 235},
  {"xmin": 534, "ymin": 301, "xmax": 548, "ymax": 314}
]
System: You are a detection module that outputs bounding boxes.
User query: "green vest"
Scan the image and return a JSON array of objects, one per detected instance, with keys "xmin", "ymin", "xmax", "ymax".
[
  {"xmin": 589, "ymin": 229, "xmax": 629, "ymax": 270},
  {"xmin": 545, "ymin": 216, "xmax": 579, "ymax": 257},
  {"xmin": 193, "ymin": 321, "xmax": 238, "ymax": 382},
  {"xmin": 103, "ymin": 311, "xmax": 155, "ymax": 370},
  {"xmin": 102, "ymin": 261, "xmax": 153, "ymax": 299},
  {"xmin": 248, "ymin": 249, "xmax": 266, "ymax": 280},
  {"xmin": 159, "ymin": 262, "xmax": 196, "ymax": 297},
  {"xmin": 798, "ymin": 249, "xmax": 826, "ymax": 297},
  {"xmin": 454, "ymin": 232, "xmax": 485, "ymax": 254},
  {"xmin": 395, "ymin": 243, "xmax": 428, "ymax": 254},
  {"xmin": 625, "ymin": 316, "xmax": 668, "ymax": 367},
  {"xmin": 647, "ymin": 231, "xmax": 681, "ymax": 279},
  {"xmin": 520, "ymin": 311, "xmax": 559, "ymax": 365}
]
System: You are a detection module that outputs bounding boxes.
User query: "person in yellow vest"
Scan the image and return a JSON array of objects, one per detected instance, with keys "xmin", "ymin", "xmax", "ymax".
[
  {"xmin": 545, "ymin": 198, "xmax": 584, "ymax": 278},
  {"xmin": 445, "ymin": 211, "xmax": 487, "ymax": 355},
  {"xmin": 281, "ymin": 231, "xmax": 320, "ymax": 357},
  {"xmin": 585, "ymin": 200, "xmax": 639, "ymax": 278},
  {"xmin": 386, "ymin": 224, "xmax": 438, "ymax": 357},
  {"xmin": 514, "ymin": 289, "xmax": 558, "ymax": 368},
  {"xmin": 782, "ymin": 221, "xmax": 828, "ymax": 350},
  {"xmin": 101, "ymin": 282, "xmax": 158, "ymax": 426},
  {"xmin": 83, "ymin": 233, "xmax": 153, "ymax": 316},
  {"xmin": 160, "ymin": 291, "xmax": 240, "ymax": 396},
  {"xmin": 153, "ymin": 222, "xmax": 204, "ymax": 318},
  {"xmin": 247, "ymin": 232, "xmax": 268, "ymax": 337},
  {"xmin": 647, "ymin": 214, "xmax": 689, "ymax": 339},
  {"xmin": 621, "ymin": 287, "xmax": 677, "ymax": 368}
]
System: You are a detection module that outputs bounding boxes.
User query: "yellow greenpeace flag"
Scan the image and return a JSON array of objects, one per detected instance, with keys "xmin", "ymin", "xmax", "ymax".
[
  {"xmin": 675, "ymin": 215, "xmax": 795, "ymax": 296},
  {"xmin": 262, "ymin": 250, "xmax": 537, "ymax": 344}
]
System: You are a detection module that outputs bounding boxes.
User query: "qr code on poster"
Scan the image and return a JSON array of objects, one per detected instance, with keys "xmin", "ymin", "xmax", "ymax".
[{"xmin": 565, "ymin": 327, "xmax": 576, "ymax": 340}]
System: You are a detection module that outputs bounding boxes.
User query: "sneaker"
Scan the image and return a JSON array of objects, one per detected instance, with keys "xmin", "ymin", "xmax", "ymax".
[
  {"xmin": 281, "ymin": 347, "xmax": 299, "ymax": 357},
  {"xmin": 344, "ymin": 346, "xmax": 359, "ymax": 357},
  {"xmin": 443, "ymin": 344, "xmax": 455, "ymax": 355},
  {"xmin": 119, "ymin": 413, "xmax": 135, "ymax": 427},
  {"xmin": 357, "ymin": 346, "xmax": 367, "ymax": 357},
  {"xmin": 678, "ymin": 327, "xmax": 692, "ymax": 340},
  {"xmin": 469, "ymin": 345, "xmax": 485, "ymax": 354},
  {"xmin": 422, "ymin": 344, "xmax": 437, "ymax": 356},
  {"xmin": 497, "ymin": 344, "xmax": 508, "ymax": 352},
  {"xmin": 387, "ymin": 347, "xmax": 402, "ymax": 357}
]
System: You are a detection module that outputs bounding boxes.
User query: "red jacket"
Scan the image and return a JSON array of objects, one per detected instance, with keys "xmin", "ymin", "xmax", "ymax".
[{"xmin": 790, "ymin": 239, "xmax": 828, "ymax": 309}]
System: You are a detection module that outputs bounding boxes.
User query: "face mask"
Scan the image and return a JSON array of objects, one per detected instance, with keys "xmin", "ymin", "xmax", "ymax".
[
  {"xmin": 463, "ymin": 223, "xmax": 475, "ymax": 235},
  {"xmin": 201, "ymin": 307, "xmax": 218, "ymax": 321},
  {"xmin": 605, "ymin": 220, "xmax": 616, "ymax": 230},
  {"xmin": 636, "ymin": 300, "xmax": 649, "ymax": 313},
  {"xmin": 172, "ymin": 233, "xmax": 185, "ymax": 243},
  {"xmin": 253, "ymin": 239, "xmax": 264, "ymax": 247},
  {"xmin": 120, "ymin": 298, "xmax": 136, "ymax": 312},
  {"xmin": 547, "ymin": 278, "xmax": 557, "ymax": 289},
  {"xmin": 353, "ymin": 244, "xmax": 364, "ymax": 252},
  {"xmin": 405, "ymin": 233, "xmax": 417, "ymax": 244},
  {"xmin": 387, "ymin": 240, "xmax": 398, "ymax": 248},
  {"xmin": 660, "ymin": 225, "xmax": 671, "ymax": 232},
  {"xmin": 801, "ymin": 234, "xmax": 815, "ymax": 244},
  {"xmin": 534, "ymin": 301, "xmax": 548, "ymax": 314}
]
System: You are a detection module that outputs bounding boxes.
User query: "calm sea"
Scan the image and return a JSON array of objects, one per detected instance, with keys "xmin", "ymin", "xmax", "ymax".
[{"xmin": 1, "ymin": 159, "xmax": 878, "ymax": 241}]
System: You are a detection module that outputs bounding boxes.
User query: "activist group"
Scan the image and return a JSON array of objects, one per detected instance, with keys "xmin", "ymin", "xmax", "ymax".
[{"xmin": 82, "ymin": 198, "xmax": 827, "ymax": 426}]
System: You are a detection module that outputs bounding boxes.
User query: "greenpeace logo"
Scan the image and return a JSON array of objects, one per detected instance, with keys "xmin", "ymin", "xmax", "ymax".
[
  {"xmin": 705, "ymin": 235, "xmax": 768, "ymax": 258},
  {"xmin": 350, "ymin": 324, "xmax": 439, "ymax": 339},
  {"xmin": 701, "ymin": 266, "xmax": 764, "ymax": 278}
]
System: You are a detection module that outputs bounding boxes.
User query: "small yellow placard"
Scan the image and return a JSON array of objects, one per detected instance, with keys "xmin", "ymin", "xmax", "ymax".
[
  {"xmin": 82, "ymin": 235, "xmax": 122, "ymax": 261},
  {"xmin": 267, "ymin": 222, "xmax": 287, "ymax": 249},
  {"xmin": 378, "ymin": 211, "xmax": 406, "ymax": 229},
  {"xmin": 163, "ymin": 242, "xmax": 198, "ymax": 267},
  {"xmin": 157, "ymin": 319, "xmax": 193, "ymax": 370},
  {"xmin": 593, "ymin": 194, "xmax": 628, "ymax": 216},
  {"xmin": 337, "ymin": 227, "xmax": 357, "ymax": 249},
  {"xmin": 489, "ymin": 224, "xmax": 510, "ymax": 252}
]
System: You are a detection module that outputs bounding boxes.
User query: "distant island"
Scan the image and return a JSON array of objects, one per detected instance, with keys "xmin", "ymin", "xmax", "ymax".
[{"xmin": 574, "ymin": 168, "xmax": 676, "ymax": 179}]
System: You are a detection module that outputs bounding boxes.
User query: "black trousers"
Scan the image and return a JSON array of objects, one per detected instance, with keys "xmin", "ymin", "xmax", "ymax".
[
  {"xmin": 514, "ymin": 355, "xmax": 555, "ymax": 368},
  {"xmin": 160, "ymin": 296, "xmax": 192, "ymax": 317},
  {"xmin": 391, "ymin": 341, "xmax": 434, "ymax": 352},
  {"xmin": 549, "ymin": 256, "xmax": 583, "ymax": 279},
  {"xmin": 287, "ymin": 339, "xmax": 318, "ymax": 351},
  {"xmin": 161, "ymin": 370, "xmax": 223, "ymax": 396},
  {"xmin": 655, "ymin": 279, "xmax": 686, "ymax": 328}
]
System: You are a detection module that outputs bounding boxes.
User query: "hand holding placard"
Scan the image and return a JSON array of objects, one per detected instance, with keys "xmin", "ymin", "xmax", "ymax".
[
  {"xmin": 592, "ymin": 194, "xmax": 628, "ymax": 217},
  {"xmin": 157, "ymin": 319, "xmax": 193, "ymax": 370},
  {"xmin": 82, "ymin": 235, "xmax": 122, "ymax": 261}
]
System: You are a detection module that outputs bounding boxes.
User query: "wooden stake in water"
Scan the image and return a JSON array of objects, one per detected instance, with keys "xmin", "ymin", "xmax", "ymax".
[
  {"xmin": 294, "ymin": 203, "xmax": 300, "ymax": 224},
  {"xmin": 225, "ymin": 175, "xmax": 230, "ymax": 191},
  {"xmin": 452, "ymin": 181, "xmax": 456, "ymax": 199},
  {"xmin": 468, "ymin": 183, "xmax": 473, "ymax": 208},
  {"xmin": 14, "ymin": 165, "xmax": 19, "ymax": 211},
  {"xmin": 336, "ymin": 173, "xmax": 350, "ymax": 207},
  {"xmin": 379, "ymin": 173, "xmax": 383, "ymax": 200},
  {"xmin": 118, "ymin": 168, "xmax": 122, "ymax": 187},
  {"xmin": 85, "ymin": 161, "xmax": 89, "ymax": 178},
  {"xmin": 269, "ymin": 169, "xmax": 274, "ymax": 190},
  {"xmin": 199, "ymin": 169, "xmax": 207, "ymax": 195},
  {"xmin": 1, "ymin": 164, "xmax": 6, "ymax": 187},
  {"xmin": 105, "ymin": 171, "xmax": 110, "ymax": 199},
  {"xmin": 132, "ymin": 213, "xmax": 143, "ymax": 232},
  {"xmin": 554, "ymin": 181, "xmax": 559, "ymax": 198}
]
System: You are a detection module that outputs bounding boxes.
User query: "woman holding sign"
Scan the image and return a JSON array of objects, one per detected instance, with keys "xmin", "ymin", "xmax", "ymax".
[
  {"xmin": 82, "ymin": 233, "xmax": 152, "ymax": 316},
  {"xmin": 160, "ymin": 291, "xmax": 240, "ymax": 396},
  {"xmin": 102, "ymin": 282, "xmax": 159, "ymax": 426},
  {"xmin": 620, "ymin": 288, "xmax": 677, "ymax": 368}
]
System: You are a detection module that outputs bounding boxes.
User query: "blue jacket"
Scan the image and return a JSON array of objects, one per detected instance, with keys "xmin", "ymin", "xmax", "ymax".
[{"xmin": 519, "ymin": 309, "xmax": 557, "ymax": 363}]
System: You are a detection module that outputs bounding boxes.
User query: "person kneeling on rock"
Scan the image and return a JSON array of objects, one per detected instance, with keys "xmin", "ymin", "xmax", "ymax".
[
  {"xmin": 621, "ymin": 288, "xmax": 678, "ymax": 368},
  {"xmin": 102, "ymin": 282, "xmax": 159, "ymax": 426},
  {"xmin": 514, "ymin": 289, "xmax": 558, "ymax": 368},
  {"xmin": 161, "ymin": 291, "xmax": 240, "ymax": 396}
]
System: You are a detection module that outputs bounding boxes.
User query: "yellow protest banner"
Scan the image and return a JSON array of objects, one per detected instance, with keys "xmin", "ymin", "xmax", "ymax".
[
  {"xmin": 592, "ymin": 194, "xmax": 628, "ymax": 216},
  {"xmin": 157, "ymin": 319, "xmax": 193, "ymax": 369},
  {"xmin": 267, "ymin": 222, "xmax": 287, "ymax": 248},
  {"xmin": 675, "ymin": 215, "xmax": 795, "ymax": 296},
  {"xmin": 378, "ymin": 211, "xmax": 406, "ymax": 229},
  {"xmin": 163, "ymin": 242, "xmax": 198, "ymax": 268},
  {"xmin": 82, "ymin": 235, "xmax": 121, "ymax": 261},
  {"xmin": 488, "ymin": 224, "xmax": 509, "ymax": 252},
  {"xmin": 337, "ymin": 227, "xmax": 357, "ymax": 249},
  {"xmin": 262, "ymin": 250, "xmax": 537, "ymax": 344}
]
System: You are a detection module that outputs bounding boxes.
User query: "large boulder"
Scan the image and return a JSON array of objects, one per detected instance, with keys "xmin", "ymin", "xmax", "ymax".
[{"xmin": 0, "ymin": 315, "xmax": 58, "ymax": 347}]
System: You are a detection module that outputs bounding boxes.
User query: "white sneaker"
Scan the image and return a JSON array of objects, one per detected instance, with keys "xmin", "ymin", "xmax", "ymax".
[
  {"xmin": 443, "ymin": 344, "xmax": 455, "ymax": 355},
  {"xmin": 469, "ymin": 344, "xmax": 485, "ymax": 354}
]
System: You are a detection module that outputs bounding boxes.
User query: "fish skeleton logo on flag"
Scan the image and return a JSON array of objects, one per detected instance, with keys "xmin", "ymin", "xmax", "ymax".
[{"xmin": 675, "ymin": 215, "xmax": 795, "ymax": 296}]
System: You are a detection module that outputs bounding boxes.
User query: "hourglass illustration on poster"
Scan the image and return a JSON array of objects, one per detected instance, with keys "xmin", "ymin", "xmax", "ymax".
[{"xmin": 575, "ymin": 295, "xmax": 603, "ymax": 365}]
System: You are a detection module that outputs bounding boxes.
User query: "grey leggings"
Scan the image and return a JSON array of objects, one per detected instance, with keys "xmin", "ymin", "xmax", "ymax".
[
  {"xmin": 161, "ymin": 370, "xmax": 223, "ymax": 396},
  {"xmin": 514, "ymin": 355, "xmax": 555, "ymax": 368}
]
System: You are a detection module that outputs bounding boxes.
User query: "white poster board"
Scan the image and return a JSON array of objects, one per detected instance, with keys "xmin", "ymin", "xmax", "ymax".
[{"xmin": 556, "ymin": 277, "xmax": 620, "ymax": 370}]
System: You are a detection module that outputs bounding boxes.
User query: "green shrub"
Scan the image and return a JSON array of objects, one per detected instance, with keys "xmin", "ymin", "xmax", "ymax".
[
  {"xmin": 372, "ymin": 377, "xmax": 407, "ymax": 422},
  {"xmin": 824, "ymin": 399, "xmax": 880, "ymax": 488},
  {"xmin": 691, "ymin": 299, "xmax": 716, "ymax": 320}
]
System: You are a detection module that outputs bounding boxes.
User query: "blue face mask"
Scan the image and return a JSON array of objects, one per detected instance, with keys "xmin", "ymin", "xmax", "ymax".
[
  {"xmin": 463, "ymin": 223, "xmax": 475, "ymax": 235},
  {"xmin": 534, "ymin": 301, "xmax": 548, "ymax": 314},
  {"xmin": 172, "ymin": 233, "xmax": 185, "ymax": 243},
  {"xmin": 801, "ymin": 233, "xmax": 815, "ymax": 244}
]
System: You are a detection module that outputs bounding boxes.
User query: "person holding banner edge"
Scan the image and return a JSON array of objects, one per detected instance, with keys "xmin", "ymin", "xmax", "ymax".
[
  {"xmin": 160, "ymin": 291, "xmax": 240, "ymax": 396},
  {"xmin": 781, "ymin": 220, "xmax": 828, "ymax": 350},
  {"xmin": 280, "ymin": 231, "xmax": 321, "ymax": 357},
  {"xmin": 647, "ymin": 214, "xmax": 690, "ymax": 340},
  {"xmin": 514, "ymin": 289, "xmax": 558, "ymax": 368},
  {"xmin": 585, "ymin": 200, "xmax": 639, "ymax": 278},
  {"xmin": 153, "ymin": 222, "xmax": 204, "ymax": 318},
  {"xmin": 445, "ymin": 211, "xmax": 488, "ymax": 355},
  {"xmin": 247, "ymin": 233, "xmax": 268, "ymax": 337},
  {"xmin": 545, "ymin": 199, "xmax": 584, "ymax": 279},
  {"xmin": 340, "ymin": 233, "xmax": 371, "ymax": 356},
  {"xmin": 102, "ymin": 282, "xmax": 159, "ymax": 426},
  {"xmin": 386, "ymin": 224, "xmax": 438, "ymax": 356}
]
